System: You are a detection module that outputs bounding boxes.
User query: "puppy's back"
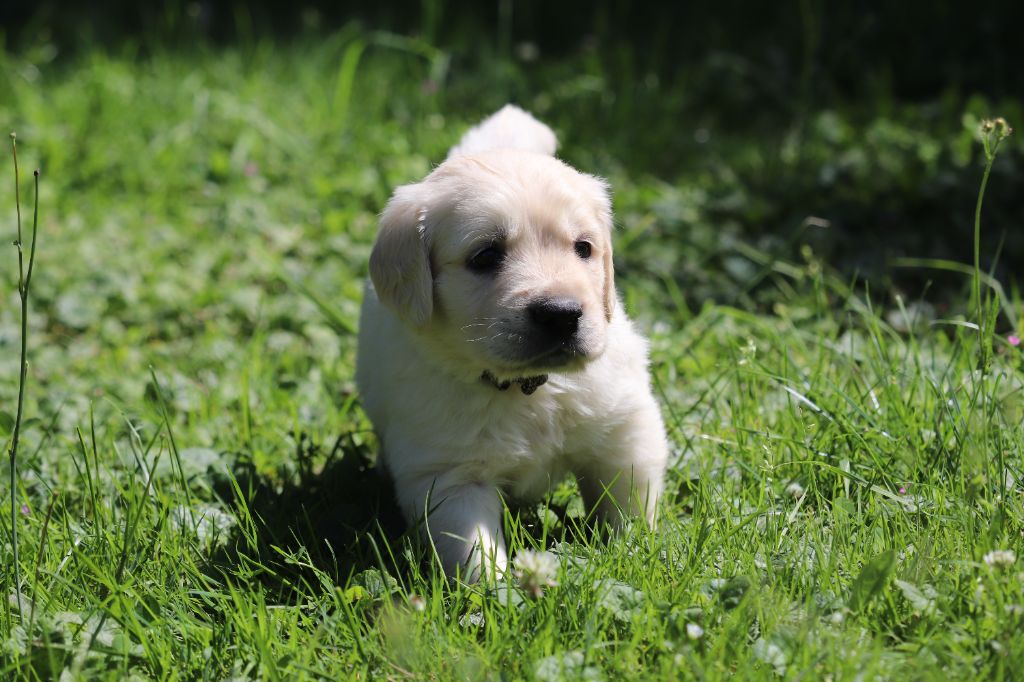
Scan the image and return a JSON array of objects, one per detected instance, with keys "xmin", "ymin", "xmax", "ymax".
[{"xmin": 447, "ymin": 104, "xmax": 557, "ymax": 159}]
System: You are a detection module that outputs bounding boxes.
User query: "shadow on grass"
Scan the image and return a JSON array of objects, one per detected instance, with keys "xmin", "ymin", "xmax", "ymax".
[
  {"xmin": 205, "ymin": 430, "xmax": 646, "ymax": 600},
  {"xmin": 208, "ymin": 431, "xmax": 411, "ymax": 600}
]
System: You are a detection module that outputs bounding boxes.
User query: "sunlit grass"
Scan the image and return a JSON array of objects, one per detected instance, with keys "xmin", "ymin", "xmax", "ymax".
[{"xmin": 1, "ymin": 29, "xmax": 1022, "ymax": 680}]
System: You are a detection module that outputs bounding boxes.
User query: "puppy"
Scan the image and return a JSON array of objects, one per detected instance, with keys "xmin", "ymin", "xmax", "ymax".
[{"xmin": 356, "ymin": 105, "xmax": 668, "ymax": 580}]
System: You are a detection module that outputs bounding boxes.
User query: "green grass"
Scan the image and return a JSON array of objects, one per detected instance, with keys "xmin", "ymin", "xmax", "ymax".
[{"xmin": 1, "ymin": 28, "xmax": 1023, "ymax": 680}]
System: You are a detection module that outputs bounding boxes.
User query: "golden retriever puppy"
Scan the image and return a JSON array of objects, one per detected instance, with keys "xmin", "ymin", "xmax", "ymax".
[{"xmin": 356, "ymin": 105, "xmax": 668, "ymax": 580}]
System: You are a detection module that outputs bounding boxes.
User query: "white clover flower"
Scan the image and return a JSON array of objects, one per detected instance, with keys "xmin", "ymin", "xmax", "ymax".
[
  {"xmin": 785, "ymin": 481, "xmax": 806, "ymax": 499},
  {"xmin": 983, "ymin": 550, "xmax": 1017, "ymax": 570},
  {"xmin": 686, "ymin": 623, "xmax": 704, "ymax": 640},
  {"xmin": 514, "ymin": 550, "xmax": 559, "ymax": 599}
]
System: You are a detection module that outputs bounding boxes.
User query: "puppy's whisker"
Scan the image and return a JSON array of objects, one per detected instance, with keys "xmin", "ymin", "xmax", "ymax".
[{"xmin": 461, "ymin": 317, "xmax": 502, "ymax": 333}]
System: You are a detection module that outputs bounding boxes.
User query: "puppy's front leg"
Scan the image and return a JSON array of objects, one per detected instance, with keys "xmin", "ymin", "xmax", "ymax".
[
  {"xmin": 575, "ymin": 403, "xmax": 668, "ymax": 528},
  {"xmin": 397, "ymin": 474, "xmax": 508, "ymax": 581}
]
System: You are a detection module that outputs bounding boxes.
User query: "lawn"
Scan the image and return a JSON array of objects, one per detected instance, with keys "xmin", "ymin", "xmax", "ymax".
[{"xmin": 1, "ymin": 20, "xmax": 1023, "ymax": 680}]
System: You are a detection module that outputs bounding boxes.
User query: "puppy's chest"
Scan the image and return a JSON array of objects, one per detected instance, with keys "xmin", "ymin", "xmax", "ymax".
[{"xmin": 456, "ymin": 388, "xmax": 600, "ymax": 493}]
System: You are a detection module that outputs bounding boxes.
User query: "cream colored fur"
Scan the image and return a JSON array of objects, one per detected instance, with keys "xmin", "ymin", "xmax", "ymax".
[{"xmin": 356, "ymin": 105, "xmax": 668, "ymax": 581}]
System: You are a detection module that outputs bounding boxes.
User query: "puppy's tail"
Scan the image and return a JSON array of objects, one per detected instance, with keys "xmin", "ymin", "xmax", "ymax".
[{"xmin": 447, "ymin": 104, "xmax": 557, "ymax": 159}]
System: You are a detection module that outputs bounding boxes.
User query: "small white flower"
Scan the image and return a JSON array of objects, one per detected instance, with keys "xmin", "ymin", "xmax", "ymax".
[
  {"xmin": 785, "ymin": 481, "xmax": 806, "ymax": 499},
  {"xmin": 983, "ymin": 550, "xmax": 1017, "ymax": 569},
  {"xmin": 737, "ymin": 338, "xmax": 757, "ymax": 365},
  {"xmin": 828, "ymin": 611, "xmax": 845, "ymax": 625},
  {"xmin": 409, "ymin": 594, "xmax": 426, "ymax": 612},
  {"xmin": 686, "ymin": 623, "xmax": 704, "ymax": 640},
  {"xmin": 514, "ymin": 550, "xmax": 559, "ymax": 599}
]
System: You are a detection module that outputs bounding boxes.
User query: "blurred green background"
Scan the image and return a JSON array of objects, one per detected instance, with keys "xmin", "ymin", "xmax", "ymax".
[{"xmin": 3, "ymin": 0, "xmax": 1022, "ymax": 304}]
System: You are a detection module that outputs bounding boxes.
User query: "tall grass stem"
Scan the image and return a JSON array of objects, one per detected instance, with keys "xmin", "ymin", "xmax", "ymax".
[
  {"xmin": 972, "ymin": 147, "xmax": 995, "ymax": 363},
  {"xmin": 972, "ymin": 119, "xmax": 1013, "ymax": 367},
  {"xmin": 8, "ymin": 133, "xmax": 40, "ymax": 619}
]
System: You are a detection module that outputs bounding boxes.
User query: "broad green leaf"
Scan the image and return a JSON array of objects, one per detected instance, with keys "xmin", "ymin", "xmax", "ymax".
[
  {"xmin": 340, "ymin": 585, "xmax": 366, "ymax": 604},
  {"xmin": 491, "ymin": 584, "xmax": 526, "ymax": 610},
  {"xmin": 847, "ymin": 550, "xmax": 896, "ymax": 613},
  {"xmin": 895, "ymin": 579, "xmax": 938, "ymax": 614},
  {"xmin": 593, "ymin": 578, "xmax": 645, "ymax": 622},
  {"xmin": 0, "ymin": 411, "xmax": 14, "ymax": 436},
  {"xmin": 352, "ymin": 569, "xmax": 399, "ymax": 600}
]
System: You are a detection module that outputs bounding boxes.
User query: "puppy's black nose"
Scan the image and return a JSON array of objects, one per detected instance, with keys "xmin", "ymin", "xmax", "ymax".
[{"xmin": 528, "ymin": 297, "xmax": 583, "ymax": 338}]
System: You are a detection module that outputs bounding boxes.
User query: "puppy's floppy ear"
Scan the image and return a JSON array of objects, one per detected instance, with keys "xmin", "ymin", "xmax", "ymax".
[
  {"xmin": 582, "ymin": 174, "xmax": 616, "ymax": 322},
  {"xmin": 602, "ymin": 233, "xmax": 616, "ymax": 322},
  {"xmin": 369, "ymin": 183, "xmax": 435, "ymax": 326}
]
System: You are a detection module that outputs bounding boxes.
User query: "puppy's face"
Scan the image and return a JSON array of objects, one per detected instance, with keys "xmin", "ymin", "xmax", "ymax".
[{"xmin": 370, "ymin": 151, "xmax": 615, "ymax": 379}]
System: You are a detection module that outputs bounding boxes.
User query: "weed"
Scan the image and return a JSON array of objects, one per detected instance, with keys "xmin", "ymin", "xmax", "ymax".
[{"xmin": 4, "ymin": 133, "xmax": 40, "ymax": 623}]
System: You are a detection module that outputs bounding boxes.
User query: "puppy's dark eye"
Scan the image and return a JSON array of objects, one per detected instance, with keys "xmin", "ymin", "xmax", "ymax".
[
  {"xmin": 574, "ymin": 240, "xmax": 593, "ymax": 259},
  {"xmin": 467, "ymin": 246, "xmax": 505, "ymax": 273}
]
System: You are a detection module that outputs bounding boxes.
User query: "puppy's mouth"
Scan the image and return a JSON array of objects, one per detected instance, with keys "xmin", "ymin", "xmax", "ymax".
[
  {"xmin": 522, "ymin": 341, "xmax": 589, "ymax": 369},
  {"xmin": 496, "ymin": 338, "xmax": 591, "ymax": 374}
]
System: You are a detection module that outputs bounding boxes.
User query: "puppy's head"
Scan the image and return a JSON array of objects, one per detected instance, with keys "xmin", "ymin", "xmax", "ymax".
[{"xmin": 369, "ymin": 150, "xmax": 615, "ymax": 380}]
